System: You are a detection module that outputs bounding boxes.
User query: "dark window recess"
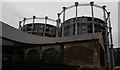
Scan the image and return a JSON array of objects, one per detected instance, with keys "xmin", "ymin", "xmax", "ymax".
[
  {"xmin": 100, "ymin": 48, "xmax": 105, "ymax": 67},
  {"xmin": 77, "ymin": 23, "xmax": 80, "ymax": 35},
  {"xmin": 45, "ymin": 33, "xmax": 50, "ymax": 37},
  {"xmin": 88, "ymin": 23, "xmax": 92, "ymax": 33},
  {"xmin": 88, "ymin": 17, "xmax": 92, "ymax": 21},
  {"xmin": 27, "ymin": 49, "xmax": 40, "ymax": 62},
  {"xmin": 27, "ymin": 26, "xmax": 32, "ymax": 31},
  {"xmin": 94, "ymin": 18, "xmax": 97, "ymax": 22},
  {"xmin": 73, "ymin": 23, "xmax": 75, "ymax": 35},
  {"xmin": 33, "ymin": 28, "xmax": 37, "ymax": 31},
  {"xmin": 98, "ymin": 24, "xmax": 102, "ymax": 32},
  {"xmin": 46, "ymin": 29, "xmax": 49, "ymax": 31},
  {"xmin": 94, "ymin": 24, "xmax": 98, "ymax": 33},
  {"xmin": 64, "ymin": 25, "xmax": 69, "ymax": 30},
  {"xmin": 42, "ymin": 48, "xmax": 60, "ymax": 64},
  {"xmin": 39, "ymin": 33, "xmax": 43, "ymax": 36}
]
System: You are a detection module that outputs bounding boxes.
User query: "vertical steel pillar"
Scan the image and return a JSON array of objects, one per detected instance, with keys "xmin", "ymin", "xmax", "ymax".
[
  {"xmin": 56, "ymin": 13, "xmax": 61, "ymax": 37},
  {"xmin": 90, "ymin": 2, "xmax": 95, "ymax": 33},
  {"xmin": 103, "ymin": 5, "xmax": 111, "ymax": 69},
  {"xmin": 62, "ymin": 7, "xmax": 66, "ymax": 37},
  {"xmin": 75, "ymin": 2, "xmax": 78, "ymax": 35},
  {"xmin": 22, "ymin": 18, "xmax": 26, "ymax": 31},
  {"xmin": 31, "ymin": 16, "xmax": 36, "ymax": 34},
  {"xmin": 107, "ymin": 12, "xmax": 115, "ymax": 70},
  {"xmin": 43, "ymin": 16, "xmax": 48, "ymax": 36}
]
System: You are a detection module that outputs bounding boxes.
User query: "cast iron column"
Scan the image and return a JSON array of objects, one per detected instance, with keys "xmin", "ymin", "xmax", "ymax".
[
  {"xmin": 43, "ymin": 16, "xmax": 48, "ymax": 36},
  {"xmin": 90, "ymin": 2, "xmax": 95, "ymax": 33},
  {"xmin": 103, "ymin": 5, "xmax": 111, "ymax": 69},
  {"xmin": 62, "ymin": 7, "xmax": 66, "ymax": 37},
  {"xmin": 22, "ymin": 18, "xmax": 26, "ymax": 31},
  {"xmin": 108, "ymin": 12, "xmax": 115, "ymax": 70},
  {"xmin": 56, "ymin": 13, "xmax": 61, "ymax": 37},
  {"xmin": 75, "ymin": 2, "xmax": 78, "ymax": 35},
  {"xmin": 31, "ymin": 16, "xmax": 36, "ymax": 34}
]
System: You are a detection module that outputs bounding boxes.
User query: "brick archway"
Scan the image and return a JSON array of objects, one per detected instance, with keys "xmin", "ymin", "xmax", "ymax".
[
  {"xmin": 42, "ymin": 48, "xmax": 60, "ymax": 64},
  {"xmin": 64, "ymin": 46, "xmax": 94, "ymax": 68},
  {"xmin": 27, "ymin": 49, "xmax": 40, "ymax": 62}
]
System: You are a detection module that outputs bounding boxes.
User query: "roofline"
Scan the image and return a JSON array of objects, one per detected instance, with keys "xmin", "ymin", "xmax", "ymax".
[{"xmin": 1, "ymin": 21, "xmax": 104, "ymax": 50}]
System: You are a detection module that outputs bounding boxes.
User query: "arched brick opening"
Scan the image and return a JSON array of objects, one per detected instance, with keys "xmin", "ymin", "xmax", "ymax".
[
  {"xmin": 27, "ymin": 49, "xmax": 40, "ymax": 62},
  {"xmin": 64, "ymin": 46, "xmax": 94, "ymax": 68},
  {"xmin": 42, "ymin": 48, "xmax": 60, "ymax": 64}
]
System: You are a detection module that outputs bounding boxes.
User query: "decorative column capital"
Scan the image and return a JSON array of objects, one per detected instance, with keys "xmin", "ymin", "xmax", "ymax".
[
  {"xmin": 107, "ymin": 12, "xmax": 110, "ymax": 15},
  {"xmin": 102, "ymin": 5, "xmax": 106, "ymax": 9},
  {"xmin": 62, "ymin": 7, "xmax": 66, "ymax": 11},
  {"xmin": 75, "ymin": 2, "xmax": 79, "ymax": 6},
  {"xmin": 57, "ymin": 13, "xmax": 60, "ymax": 16},
  {"xmin": 23, "ymin": 18, "xmax": 26, "ymax": 21},
  {"xmin": 45, "ymin": 16, "xmax": 48, "ymax": 20},
  {"xmin": 33, "ymin": 16, "xmax": 36, "ymax": 19},
  {"xmin": 90, "ymin": 2, "xmax": 94, "ymax": 6}
]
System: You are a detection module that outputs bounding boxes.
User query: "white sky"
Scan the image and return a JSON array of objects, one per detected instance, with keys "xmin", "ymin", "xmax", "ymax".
[{"xmin": 0, "ymin": 0, "xmax": 119, "ymax": 48}]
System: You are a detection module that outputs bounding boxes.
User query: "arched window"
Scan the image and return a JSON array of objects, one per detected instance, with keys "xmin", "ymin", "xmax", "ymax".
[
  {"xmin": 27, "ymin": 49, "xmax": 40, "ymax": 62},
  {"xmin": 42, "ymin": 48, "xmax": 60, "ymax": 64}
]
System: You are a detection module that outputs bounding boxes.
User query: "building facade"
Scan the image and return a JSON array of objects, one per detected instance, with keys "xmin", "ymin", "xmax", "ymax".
[
  {"xmin": 1, "ymin": 21, "xmax": 105, "ymax": 70},
  {"xmin": 1, "ymin": 2, "xmax": 115, "ymax": 70}
]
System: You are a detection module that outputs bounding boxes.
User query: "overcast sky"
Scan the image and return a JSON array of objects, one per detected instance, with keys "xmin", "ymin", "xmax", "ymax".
[{"xmin": 0, "ymin": 1, "xmax": 119, "ymax": 48}]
